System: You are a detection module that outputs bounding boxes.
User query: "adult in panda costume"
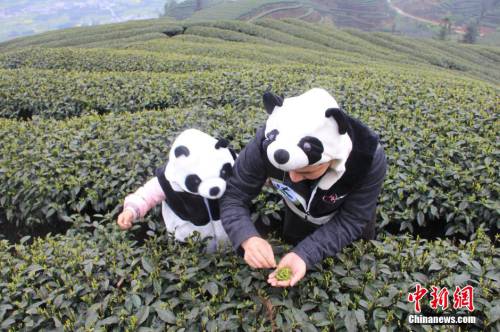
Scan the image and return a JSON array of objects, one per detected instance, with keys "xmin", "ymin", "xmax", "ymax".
[
  {"xmin": 118, "ymin": 128, "xmax": 237, "ymax": 253},
  {"xmin": 220, "ymin": 88, "xmax": 387, "ymax": 287}
]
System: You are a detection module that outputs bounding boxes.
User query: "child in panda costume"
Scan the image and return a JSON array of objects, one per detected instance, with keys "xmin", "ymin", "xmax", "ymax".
[
  {"xmin": 117, "ymin": 128, "xmax": 237, "ymax": 253},
  {"xmin": 220, "ymin": 88, "xmax": 387, "ymax": 287}
]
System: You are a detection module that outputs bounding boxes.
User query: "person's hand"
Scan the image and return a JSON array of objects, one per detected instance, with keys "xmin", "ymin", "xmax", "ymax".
[
  {"xmin": 267, "ymin": 252, "xmax": 306, "ymax": 287},
  {"xmin": 241, "ymin": 236, "xmax": 276, "ymax": 269},
  {"xmin": 117, "ymin": 209, "xmax": 135, "ymax": 230}
]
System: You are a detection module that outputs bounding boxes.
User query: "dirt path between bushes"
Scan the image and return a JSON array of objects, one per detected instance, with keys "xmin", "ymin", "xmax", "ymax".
[
  {"xmin": 386, "ymin": 0, "xmax": 441, "ymax": 26},
  {"xmin": 248, "ymin": 3, "xmax": 305, "ymax": 22}
]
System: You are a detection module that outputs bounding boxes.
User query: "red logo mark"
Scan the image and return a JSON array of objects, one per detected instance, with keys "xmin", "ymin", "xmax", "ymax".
[
  {"xmin": 408, "ymin": 283, "xmax": 428, "ymax": 313},
  {"xmin": 430, "ymin": 286, "xmax": 450, "ymax": 310},
  {"xmin": 453, "ymin": 286, "xmax": 475, "ymax": 312},
  {"xmin": 407, "ymin": 284, "xmax": 475, "ymax": 313},
  {"xmin": 322, "ymin": 193, "xmax": 345, "ymax": 204}
]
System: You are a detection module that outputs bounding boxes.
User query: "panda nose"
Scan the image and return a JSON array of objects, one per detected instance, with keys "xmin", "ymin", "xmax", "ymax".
[
  {"xmin": 209, "ymin": 187, "xmax": 220, "ymax": 197},
  {"xmin": 274, "ymin": 149, "xmax": 290, "ymax": 164}
]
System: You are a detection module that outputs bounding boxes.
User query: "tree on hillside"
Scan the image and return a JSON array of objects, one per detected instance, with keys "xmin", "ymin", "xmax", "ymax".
[
  {"xmin": 438, "ymin": 17, "xmax": 452, "ymax": 40},
  {"xmin": 462, "ymin": 23, "xmax": 479, "ymax": 44}
]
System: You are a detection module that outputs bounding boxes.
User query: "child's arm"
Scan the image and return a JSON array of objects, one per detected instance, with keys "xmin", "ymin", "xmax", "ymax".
[{"xmin": 123, "ymin": 177, "xmax": 166, "ymax": 221}]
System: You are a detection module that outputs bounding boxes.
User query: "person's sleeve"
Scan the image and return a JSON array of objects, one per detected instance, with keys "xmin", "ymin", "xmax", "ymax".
[
  {"xmin": 123, "ymin": 177, "xmax": 166, "ymax": 221},
  {"xmin": 220, "ymin": 135, "xmax": 269, "ymax": 253},
  {"xmin": 292, "ymin": 144, "xmax": 387, "ymax": 269}
]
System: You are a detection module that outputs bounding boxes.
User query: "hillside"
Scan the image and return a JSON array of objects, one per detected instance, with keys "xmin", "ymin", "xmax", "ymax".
[
  {"xmin": 164, "ymin": 0, "xmax": 500, "ymax": 43},
  {"xmin": 0, "ymin": 17, "xmax": 498, "ymax": 331},
  {"xmin": 1, "ymin": 18, "xmax": 499, "ymax": 85},
  {"xmin": 3, "ymin": 0, "xmax": 499, "ymax": 44},
  {"xmin": 392, "ymin": 0, "xmax": 500, "ymax": 29}
]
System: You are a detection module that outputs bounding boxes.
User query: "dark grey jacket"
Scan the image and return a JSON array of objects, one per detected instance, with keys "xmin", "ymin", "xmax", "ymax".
[{"xmin": 220, "ymin": 115, "xmax": 387, "ymax": 269}]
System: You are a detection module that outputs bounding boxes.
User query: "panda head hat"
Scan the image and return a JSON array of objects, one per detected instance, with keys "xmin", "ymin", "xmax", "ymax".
[
  {"xmin": 164, "ymin": 129, "xmax": 237, "ymax": 199},
  {"xmin": 263, "ymin": 88, "xmax": 353, "ymax": 189}
]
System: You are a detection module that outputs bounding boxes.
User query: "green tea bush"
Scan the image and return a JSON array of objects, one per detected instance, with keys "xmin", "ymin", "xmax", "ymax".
[
  {"xmin": 0, "ymin": 19, "xmax": 180, "ymax": 52},
  {"xmin": 124, "ymin": 36, "xmax": 341, "ymax": 66},
  {"xmin": 0, "ymin": 106, "xmax": 268, "ymax": 238},
  {"xmin": 81, "ymin": 32, "xmax": 168, "ymax": 49},
  {"xmin": 0, "ymin": 48, "xmax": 240, "ymax": 73},
  {"xmin": 343, "ymin": 28, "xmax": 500, "ymax": 84},
  {"xmin": 254, "ymin": 19, "xmax": 399, "ymax": 62},
  {"xmin": 413, "ymin": 37, "xmax": 499, "ymax": 71},
  {"xmin": 0, "ymin": 16, "xmax": 499, "ymax": 332},
  {"xmin": 0, "ymin": 76, "xmax": 497, "ymax": 239},
  {"xmin": 0, "ymin": 64, "xmax": 481, "ymax": 121},
  {"xmin": 184, "ymin": 25, "xmax": 271, "ymax": 44},
  {"xmin": 188, "ymin": 0, "xmax": 286, "ymax": 20},
  {"xmin": 280, "ymin": 18, "xmax": 407, "ymax": 61},
  {"xmin": 0, "ymin": 216, "xmax": 497, "ymax": 331},
  {"xmin": 2, "ymin": 19, "xmax": 498, "ymax": 84},
  {"xmin": 0, "ymin": 65, "xmax": 317, "ymax": 119},
  {"xmin": 191, "ymin": 19, "xmax": 332, "ymax": 51},
  {"xmin": 40, "ymin": 26, "xmax": 176, "ymax": 49},
  {"xmin": 473, "ymin": 46, "xmax": 500, "ymax": 63}
]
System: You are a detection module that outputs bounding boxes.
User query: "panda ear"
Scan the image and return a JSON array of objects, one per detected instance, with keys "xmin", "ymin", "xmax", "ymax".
[
  {"xmin": 325, "ymin": 108, "xmax": 348, "ymax": 135},
  {"xmin": 215, "ymin": 138, "xmax": 230, "ymax": 149},
  {"xmin": 174, "ymin": 145, "xmax": 190, "ymax": 157},
  {"xmin": 215, "ymin": 138, "xmax": 237, "ymax": 160},
  {"xmin": 263, "ymin": 91, "xmax": 284, "ymax": 114}
]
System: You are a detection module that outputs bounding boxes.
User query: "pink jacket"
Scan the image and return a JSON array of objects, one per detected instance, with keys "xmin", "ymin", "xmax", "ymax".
[{"xmin": 123, "ymin": 177, "xmax": 166, "ymax": 220}]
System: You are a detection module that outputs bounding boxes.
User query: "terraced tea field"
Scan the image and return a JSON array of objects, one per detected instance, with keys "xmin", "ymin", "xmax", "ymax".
[{"xmin": 0, "ymin": 18, "xmax": 498, "ymax": 331}]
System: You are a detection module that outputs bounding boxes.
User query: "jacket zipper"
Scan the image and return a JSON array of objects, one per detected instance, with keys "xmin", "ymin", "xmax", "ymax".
[
  {"xmin": 305, "ymin": 184, "xmax": 319, "ymax": 222},
  {"xmin": 203, "ymin": 198, "xmax": 213, "ymax": 221},
  {"xmin": 283, "ymin": 172, "xmax": 319, "ymax": 222}
]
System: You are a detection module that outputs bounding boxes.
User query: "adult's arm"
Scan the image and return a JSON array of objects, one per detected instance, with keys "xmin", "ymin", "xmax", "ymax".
[
  {"xmin": 292, "ymin": 144, "xmax": 388, "ymax": 269},
  {"xmin": 220, "ymin": 129, "xmax": 269, "ymax": 252}
]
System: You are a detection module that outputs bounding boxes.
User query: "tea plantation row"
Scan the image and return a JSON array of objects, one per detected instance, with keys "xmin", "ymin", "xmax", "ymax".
[
  {"xmin": 0, "ymin": 87, "xmax": 497, "ymax": 240},
  {"xmin": 1, "ymin": 19, "xmax": 499, "ymax": 84},
  {"xmin": 0, "ymin": 18, "xmax": 180, "ymax": 52},
  {"xmin": 0, "ymin": 63, "xmax": 493, "ymax": 120},
  {"xmin": 0, "ymin": 48, "xmax": 247, "ymax": 74},
  {"xmin": 0, "ymin": 215, "xmax": 498, "ymax": 331},
  {"xmin": 0, "ymin": 16, "xmax": 499, "ymax": 332}
]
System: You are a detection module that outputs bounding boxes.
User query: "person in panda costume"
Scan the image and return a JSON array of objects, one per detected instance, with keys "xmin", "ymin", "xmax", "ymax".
[
  {"xmin": 220, "ymin": 88, "xmax": 387, "ymax": 287},
  {"xmin": 117, "ymin": 128, "xmax": 237, "ymax": 253}
]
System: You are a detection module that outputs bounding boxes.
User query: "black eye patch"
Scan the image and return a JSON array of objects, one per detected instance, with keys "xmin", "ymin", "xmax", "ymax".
[
  {"xmin": 174, "ymin": 145, "xmax": 190, "ymax": 158},
  {"xmin": 219, "ymin": 163, "xmax": 233, "ymax": 180},
  {"xmin": 266, "ymin": 129, "xmax": 279, "ymax": 141},
  {"xmin": 185, "ymin": 174, "xmax": 201, "ymax": 192},
  {"xmin": 298, "ymin": 136, "xmax": 324, "ymax": 164},
  {"xmin": 263, "ymin": 129, "xmax": 279, "ymax": 150}
]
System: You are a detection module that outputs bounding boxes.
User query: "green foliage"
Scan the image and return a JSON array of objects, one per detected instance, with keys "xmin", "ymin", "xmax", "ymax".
[
  {"xmin": 184, "ymin": 25, "xmax": 272, "ymax": 44},
  {"xmin": 0, "ymin": 19, "xmax": 179, "ymax": 52},
  {"xmin": 0, "ymin": 47, "xmax": 241, "ymax": 73},
  {"xmin": 463, "ymin": 23, "xmax": 480, "ymax": 44},
  {"xmin": 0, "ymin": 54, "xmax": 498, "ymax": 241},
  {"xmin": 0, "ymin": 106, "xmax": 266, "ymax": 235},
  {"xmin": 0, "ymin": 72, "xmax": 498, "ymax": 238},
  {"xmin": 189, "ymin": 0, "xmax": 289, "ymax": 20},
  {"xmin": 2, "ymin": 19, "xmax": 499, "ymax": 83},
  {"xmin": 0, "ymin": 16, "xmax": 499, "ymax": 331},
  {"xmin": 0, "ymin": 218, "xmax": 498, "ymax": 331}
]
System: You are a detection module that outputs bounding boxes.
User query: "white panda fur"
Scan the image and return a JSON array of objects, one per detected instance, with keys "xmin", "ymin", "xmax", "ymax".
[{"xmin": 263, "ymin": 88, "xmax": 353, "ymax": 190}]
